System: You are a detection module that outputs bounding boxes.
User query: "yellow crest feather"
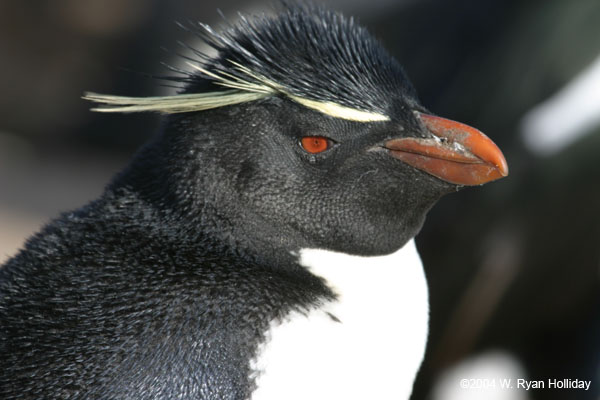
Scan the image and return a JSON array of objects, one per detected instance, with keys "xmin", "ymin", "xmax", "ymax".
[{"xmin": 84, "ymin": 61, "xmax": 389, "ymax": 122}]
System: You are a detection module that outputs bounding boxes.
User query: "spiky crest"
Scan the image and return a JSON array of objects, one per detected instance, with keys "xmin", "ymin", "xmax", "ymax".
[{"xmin": 84, "ymin": 4, "xmax": 415, "ymax": 122}]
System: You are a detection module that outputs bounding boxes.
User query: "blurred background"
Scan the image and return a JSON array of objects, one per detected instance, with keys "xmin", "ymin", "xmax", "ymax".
[{"xmin": 1, "ymin": 0, "xmax": 599, "ymax": 399}]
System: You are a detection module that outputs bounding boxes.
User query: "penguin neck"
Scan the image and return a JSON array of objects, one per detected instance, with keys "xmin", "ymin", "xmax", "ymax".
[
  {"xmin": 205, "ymin": 202, "xmax": 311, "ymax": 265},
  {"xmin": 108, "ymin": 170, "xmax": 304, "ymax": 266}
]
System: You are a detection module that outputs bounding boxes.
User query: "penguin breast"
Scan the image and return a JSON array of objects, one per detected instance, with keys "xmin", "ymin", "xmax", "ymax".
[{"xmin": 250, "ymin": 239, "xmax": 429, "ymax": 400}]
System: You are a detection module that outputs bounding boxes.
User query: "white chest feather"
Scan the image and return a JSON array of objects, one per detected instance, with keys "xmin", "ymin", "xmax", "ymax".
[{"xmin": 250, "ymin": 239, "xmax": 429, "ymax": 400}]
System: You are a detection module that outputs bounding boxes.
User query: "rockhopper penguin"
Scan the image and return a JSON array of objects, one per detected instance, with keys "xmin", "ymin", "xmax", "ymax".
[{"xmin": 0, "ymin": 4, "xmax": 508, "ymax": 400}]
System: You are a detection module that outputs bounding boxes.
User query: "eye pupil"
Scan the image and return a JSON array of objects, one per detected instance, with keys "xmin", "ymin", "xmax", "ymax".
[{"xmin": 301, "ymin": 136, "xmax": 330, "ymax": 154}]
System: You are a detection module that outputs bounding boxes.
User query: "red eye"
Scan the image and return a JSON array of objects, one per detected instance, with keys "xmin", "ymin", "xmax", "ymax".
[{"xmin": 300, "ymin": 136, "xmax": 331, "ymax": 154}]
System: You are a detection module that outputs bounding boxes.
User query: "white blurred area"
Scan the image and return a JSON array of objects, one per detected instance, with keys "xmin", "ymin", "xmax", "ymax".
[
  {"xmin": 521, "ymin": 53, "xmax": 600, "ymax": 156},
  {"xmin": 430, "ymin": 351, "xmax": 530, "ymax": 400}
]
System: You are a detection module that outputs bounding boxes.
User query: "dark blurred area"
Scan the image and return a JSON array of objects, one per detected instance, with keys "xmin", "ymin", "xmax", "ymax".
[{"xmin": 1, "ymin": 1, "xmax": 599, "ymax": 399}]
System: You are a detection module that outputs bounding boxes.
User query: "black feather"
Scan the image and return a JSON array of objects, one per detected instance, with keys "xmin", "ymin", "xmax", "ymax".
[{"xmin": 181, "ymin": 3, "xmax": 418, "ymax": 114}]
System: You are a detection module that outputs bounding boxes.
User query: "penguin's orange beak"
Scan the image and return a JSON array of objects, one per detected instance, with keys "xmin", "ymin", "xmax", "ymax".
[{"xmin": 385, "ymin": 112, "xmax": 508, "ymax": 186}]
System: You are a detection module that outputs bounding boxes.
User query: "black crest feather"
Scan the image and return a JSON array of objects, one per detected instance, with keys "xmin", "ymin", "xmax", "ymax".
[
  {"xmin": 190, "ymin": 3, "xmax": 415, "ymax": 114},
  {"xmin": 85, "ymin": 4, "xmax": 416, "ymax": 121}
]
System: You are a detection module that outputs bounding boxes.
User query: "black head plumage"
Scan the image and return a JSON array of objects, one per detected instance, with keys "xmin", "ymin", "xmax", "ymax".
[
  {"xmin": 185, "ymin": 4, "xmax": 417, "ymax": 114},
  {"xmin": 85, "ymin": 4, "xmax": 420, "ymax": 120},
  {"xmin": 83, "ymin": 3, "xmax": 453, "ymax": 258}
]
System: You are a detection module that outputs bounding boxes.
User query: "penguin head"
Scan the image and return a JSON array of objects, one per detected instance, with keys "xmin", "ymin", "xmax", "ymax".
[{"xmin": 88, "ymin": 5, "xmax": 507, "ymax": 256}]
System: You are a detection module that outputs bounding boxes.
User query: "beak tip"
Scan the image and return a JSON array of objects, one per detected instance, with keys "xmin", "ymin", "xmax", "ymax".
[{"xmin": 496, "ymin": 156, "xmax": 509, "ymax": 178}]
